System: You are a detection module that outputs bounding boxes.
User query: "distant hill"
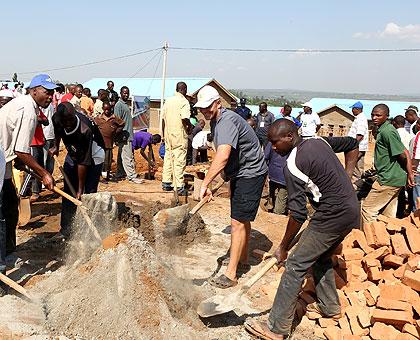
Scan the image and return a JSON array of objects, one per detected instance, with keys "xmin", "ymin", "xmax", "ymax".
[{"xmin": 231, "ymin": 89, "xmax": 420, "ymax": 103}]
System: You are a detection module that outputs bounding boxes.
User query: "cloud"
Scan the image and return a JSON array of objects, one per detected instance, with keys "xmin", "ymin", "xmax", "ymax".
[{"xmin": 353, "ymin": 22, "xmax": 420, "ymax": 43}]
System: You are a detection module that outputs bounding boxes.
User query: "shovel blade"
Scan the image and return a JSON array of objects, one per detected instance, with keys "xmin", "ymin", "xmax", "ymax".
[
  {"xmin": 197, "ymin": 292, "xmax": 240, "ymax": 318},
  {"xmin": 153, "ymin": 204, "xmax": 191, "ymax": 236},
  {"xmin": 18, "ymin": 198, "xmax": 31, "ymax": 227}
]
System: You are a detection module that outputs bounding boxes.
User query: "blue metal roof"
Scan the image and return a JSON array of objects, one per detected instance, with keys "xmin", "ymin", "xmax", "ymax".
[
  {"xmin": 247, "ymin": 105, "xmax": 302, "ymax": 119},
  {"xmin": 304, "ymin": 97, "xmax": 420, "ymax": 120},
  {"xmin": 82, "ymin": 77, "xmax": 213, "ymax": 100}
]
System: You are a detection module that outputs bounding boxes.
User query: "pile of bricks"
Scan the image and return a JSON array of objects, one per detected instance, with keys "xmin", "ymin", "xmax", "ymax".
[{"xmin": 304, "ymin": 214, "xmax": 420, "ymax": 339}]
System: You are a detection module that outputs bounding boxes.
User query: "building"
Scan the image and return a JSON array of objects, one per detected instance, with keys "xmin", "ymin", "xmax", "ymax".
[
  {"xmin": 300, "ymin": 97, "xmax": 420, "ymax": 139},
  {"xmin": 83, "ymin": 77, "xmax": 238, "ymax": 130}
]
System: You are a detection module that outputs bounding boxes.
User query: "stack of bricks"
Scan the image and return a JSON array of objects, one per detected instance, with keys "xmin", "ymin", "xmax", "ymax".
[{"xmin": 303, "ymin": 214, "xmax": 420, "ymax": 339}]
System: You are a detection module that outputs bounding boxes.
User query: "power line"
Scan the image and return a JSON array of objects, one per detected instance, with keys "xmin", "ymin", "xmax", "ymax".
[
  {"xmin": 170, "ymin": 46, "xmax": 420, "ymax": 53},
  {"xmin": 126, "ymin": 50, "xmax": 162, "ymax": 80},
  {"xmin": 0, "ymin": 47, "xmax": 162, "ymax": 77}
]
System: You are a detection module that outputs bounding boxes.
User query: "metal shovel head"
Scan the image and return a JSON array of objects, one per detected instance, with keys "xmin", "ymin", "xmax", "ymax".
[
  {"xmin": 18, "ymin": 198, "xmax": 31, "ymax": 227},
  {"xmin": 153, "ymin": 204, "xmax": 191, "ymax": 236},
  {"xmin": 197, "ymin": 290, "xmax": 241, "ymax": 318}
]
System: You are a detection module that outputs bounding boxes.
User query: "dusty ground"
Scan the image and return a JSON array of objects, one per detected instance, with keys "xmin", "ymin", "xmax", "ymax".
[{"xmin": 0, "ymin": 144, "xmax": 375, "ymax": 339}]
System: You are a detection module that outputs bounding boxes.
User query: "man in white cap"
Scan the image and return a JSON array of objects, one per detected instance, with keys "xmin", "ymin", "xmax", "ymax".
[
  {"xmin": 299, "ymin": 102, "xmax": 321, "ymax": 138},
  {"xmin": 195, "ymin": 85, "xmax": 267, "ymax": 288},
  {"xmin": 0, "ymin": 89, "xmax": 14, "ymax": 109},
  {"xmin": 0, "ymin": 74, "xmax": 57, "ymax": 295}
]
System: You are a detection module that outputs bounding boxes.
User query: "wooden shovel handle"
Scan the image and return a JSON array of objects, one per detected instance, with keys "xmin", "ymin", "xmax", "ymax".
[
  {"xmin": 239, "ymin": 257, "xmax": 278, "ymax": 295},
  {"xmin": 53, "ymin": 186, "xmax": 82, "ymax": 206},
  {"xmin": 53, "ymin": 155, "xmax": 77, "ymax": 197},
  {"xmin": 0, "ymin": 272, "xmax": 32, "ymax": 300},
  {"xmin": 189, "ymin": 180, "xmax": 225, "ymax": 215}
]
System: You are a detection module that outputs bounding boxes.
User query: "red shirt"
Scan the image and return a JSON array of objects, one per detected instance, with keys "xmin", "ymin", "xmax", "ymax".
[
  {"xmin": 61, "ymin": 92, "xmax": 73, "ymax": 103},
  {"xmin": 31, "ymin": 111, "xmax": 47, "ymax": 146}
]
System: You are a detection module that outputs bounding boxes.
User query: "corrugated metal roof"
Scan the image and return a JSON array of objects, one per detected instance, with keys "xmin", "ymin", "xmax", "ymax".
[
  {"xmin": 247, "ymin": 105, "xmax": 302, "ymax": 119},
  {"xmin": 304, "ymin": 97, "xmax": 420, "ymax": 120},
  {"xmin": 82, "ymin": 77, "xmax": 213, "ymax": 100}
]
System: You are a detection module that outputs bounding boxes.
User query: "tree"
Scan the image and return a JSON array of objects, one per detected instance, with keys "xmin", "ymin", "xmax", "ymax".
[{"xmin": 12, "ymin": 73, "xmax": 18, "ymax": 82}]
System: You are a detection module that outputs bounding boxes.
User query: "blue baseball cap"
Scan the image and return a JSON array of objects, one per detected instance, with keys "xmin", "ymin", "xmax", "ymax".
[
  {"xmin": 350, "ymin": 101, "xmax": 363, "ymax": 109},
  {"xmin": 28, "ymin": 74, "xmax": 58, "ymax": 90}
]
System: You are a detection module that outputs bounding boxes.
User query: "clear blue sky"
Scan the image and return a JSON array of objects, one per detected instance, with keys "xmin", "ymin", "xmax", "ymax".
[{"xmin": 1, "ymin": 0, "xmax": 420, "ymax": 95}]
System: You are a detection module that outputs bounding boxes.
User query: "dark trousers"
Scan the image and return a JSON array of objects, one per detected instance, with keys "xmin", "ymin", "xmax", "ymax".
[
  {"xmin": 3, "ymin": 179, "xmax": 18, "ymax": 255},
  {"xmin": 60, "ymin": 161, "xmax": 103, "ymax": 236},
  {"xmin": 192, "ymin": 147, "xmax": 208, "ymax": 164},
  {"xmin": 186, "ymin": 139, "xmax": 193, "ymax": 165},
  {"xmin": 44, "ymin": 139, "xmax": 55, "ymax": 174},
  {"xmin": 268, "ymin": 226, "xmax": 352, "ymax": 336},
  {"xmin": 31, "ymin": 145, "xmax": 44, "ymax": 194},
  {"xmin": 116, "ymin": 143, "xmax": 126, "ymax": 178}
]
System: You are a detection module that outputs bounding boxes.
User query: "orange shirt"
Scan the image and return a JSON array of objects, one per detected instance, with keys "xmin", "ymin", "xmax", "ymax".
[{"xmin": 80, "ymin": 95, "xmax": 94, "ymax": 115}]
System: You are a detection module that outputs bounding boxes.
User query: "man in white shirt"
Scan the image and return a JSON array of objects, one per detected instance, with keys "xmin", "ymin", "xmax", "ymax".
[
  {"xmin": 393, "ymin": 115, "xmax": 412, "ymax": 150},
  {"xmin": 0, "ymin": 74, "xmax": 57, "ymax": 295},
  {"xmin": 299, "ymin": 102, "xmax": 321, "ymax": 138},
  {"xmin": 69, "ymin": 84, "xmax": 83, "ymax": 112},
  {"xmin": 410, "ymin": 121, "xmax": 420, "ymax": 210},
  {"xmin": 42, "ymin": 103, "xmax": 55, "ymax": 174},
  {"xmin": 347, "ymin": 101, "xmax": 369, "ymax": 186},
  {"xmin": 405, "ymin": 105, "xmax": 418, "ymax": 137},
  {"xmin": 192, "ymin": 131, "xmax": 213, "ymax": 164}
]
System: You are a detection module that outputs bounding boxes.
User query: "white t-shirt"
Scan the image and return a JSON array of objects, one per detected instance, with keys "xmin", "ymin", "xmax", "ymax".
[
  {"xmin": 192, "ymin": 131, "xmax": 210, "ymax": 149},
  {"xmin": 397, "ymin": 127, "xmax": 412, "ymax": 150},
  {"xmin": 42, "ymin": 103, "xmax": 55, "ymax": 140},
  {"xmin": 300, "ymin": 112, "xmax": 321, "ymax": 137},
  {"xmin": 410, "ymin": 131, "xmax": 420, "ymax": 172},
  {"xmin": 347, "ymin": 113, "xmax": 369, "ymax": 152},
  {"xmin": 0, "ymin": 95, "xmax": 39, "ymax": 179}
]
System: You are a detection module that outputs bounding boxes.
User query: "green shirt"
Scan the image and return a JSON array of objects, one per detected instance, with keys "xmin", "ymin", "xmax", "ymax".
[
  {"xmin": 114, "ymin": 99, "xmax": 133, "ymax": 141},
  {"xmin": 374, "ymin": 120, "xmax": 406, "ymax": 187}
]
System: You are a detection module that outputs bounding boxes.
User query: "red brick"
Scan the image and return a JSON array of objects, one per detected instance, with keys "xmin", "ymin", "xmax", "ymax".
[
  {"xmin": 343, "ymin": 336, "xmax": 362, "ymax": 340},
  {"xmin": 347, "ymin": 312, "xmax": 369, "ymax": 336},
  {"xmin": 338, "ymin": 289, "xmax": 350, "ymax": 310},
  {"xmin": 370, "ymin": 322, "xmax": 401, "ymax": 340},
  {"xmin": 352, "ymin": 229, "xmax": 374, "ymax": 254},
  {"xmin": 383, "ymin": 254, "xmax": 405, "ymax": 268},
  {"xmin": 357, "ymin": 308, "xmax": 371, "ymax": 328},
  {"xmin": 343, "ymin": 281, "xmax": 374, "ymax": 293},
  {"xmin": 402, "ymin": 270, "xmax": 420, "ymax": 291},
  {"xmin": 394, "ymin": 265, "xmax": 407, "ymax": 279},
  {"xmin": 346, "ymin": 292, "xmax": 364, "ymax": 307},
  {"xmin": 372, "ymin": 221, "xmax": 391, "ymax": 247},
  {"xmin": 318, "ymin": 318, "xmax": 338, "ymax": 328},
  {"xmin": 367, "ymin": 266, "xmax": 382, "ymax": 281},
  {"xmin": 364, "ymin": 289, "xmax": 376, "ymax": 306},
  {"xmin": 376, "ymin": 297, "xmax": 413, "ymax": 313},
  {"xmin": 395, "ymin": 333, "xmax": 418, "ymax": 340},
  {"xmin": 380, "ymin": 269, "xmax": 399, "ymax": 284},
  {"xmin": 307, "ymin": 311, "xmax": 322, "ymax": 320},
  {"xmin": 343, "ymin": 248, "xmax": 365, "ymax": 261},
  {"xmin": 406, "ymin": 256, "xmax": 420, "ymax": 271},
  {"xmin": 338, "ymin": 316, "xmax": 352, "ymax": 335},
  {"xmin": 391, "ymin": 233, "xmax": 413, "ymax": 259},
  {"xmin": 379, "ymin": 284, "xmax": 412, "ymax": 302},
  {"xmin": 407, "ymin": 288, "xmax": 420, "ymax": 316},
  {"xmin": 410, "ymin": 211, "xmax": 420, "ymax": 228},
  {"xmin": 379, "ymin": 214, "xmax": 417, "ymax": 229},
  {"xmin": 402, "ymin": 323, "xmax": 420, "ymax": 338},
  {"xmin": 363, "ymin": 246, "xmax": 391, "ymax": 261},
  {"xmin": 324, "ymin": 326, "xmax": 343, "ymax": 340},
  {"xmin": 371, "ymin": 309, "xmax": 413, "ymax": 326},
  {"xmin": 406, "ymin": 226, "xmax": 420, "ymax": 254},
  {"xmin": 387, "ymin": 223, "xmax": 403, "ymax": 232},
  {"xmin": 334, "ymin": 270, "xmax": 346, "ymax": 289},
  {"xmin": 363, "ymin": 257, "xmax": 381, "ymax": 268}
]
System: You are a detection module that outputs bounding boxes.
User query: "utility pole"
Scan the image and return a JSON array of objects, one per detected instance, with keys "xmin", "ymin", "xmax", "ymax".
[{"xmin": 159, "ymin": 41, "xmax": 168, "ymax": 134}]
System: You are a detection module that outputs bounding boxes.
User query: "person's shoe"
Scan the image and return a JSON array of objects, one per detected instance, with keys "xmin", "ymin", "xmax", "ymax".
[
  {"xmin": 6, "ymin": 254, "xmax": 24, "ymax": 269},
  {"xmin": 129, "ymin": 178, "xmax": 144, "ymax": 184},
  {"xmin": 306, "ymin": 302, "xmax": 341, "ymax": 319},
  {"xmin": 30, "ymin": 193, "xmax": 40, "ymax": 203},
  {"xmin": 177, "ymin": 187, "xmax": 189, "ymax": 196},
  {"xmin": 162, "ymin": 182, "xmax": 173, "ymax": 191}
]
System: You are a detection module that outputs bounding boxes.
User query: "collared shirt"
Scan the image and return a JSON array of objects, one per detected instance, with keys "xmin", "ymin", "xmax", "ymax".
[
  {"xmin": 69, "ymin": 95, "xmax": 82, "ymax": 112},
  {"xmin": 347, "ymin": 113, "xmax": 369, "ymax": 152},
  {"xmin": 114, "ymin": 99, "xmax": 133, "ymax": 141},
  {"xmin": 93, "ymin": 99, "xmax": 103, "ymax": 117},
  {"xmin": 255, "ymin": 111, "xmax": 275, "ymax": 139},
  {"xmin": 132, "ymin": 131, "xmax": 152, "ymax": 150},
  {"xmin": 0, "ymin": 95, "xmax": 39, "ymax": 179},
  {"xmin": 162, "ymin": 92, "xmax": 190, "ymax": 145},
  {"xmin": 374, "ymin": 121, "xmax": 406, "ymax": 187},
  {"xmin": 396, "ymin": 127, "xmax": 411, "ymax": 150},
  {"xmin": 80, "ymin": 95, "xmax": 94, "ymax": 115},
  {"xmin": 94, "ymin": 114, "xmax": 125, "ymax": 149},
  {"xmin": 235, "ymin": 106, "xmax": 252, "ymax": 120},
  {"xmin": 300, "ymin": 112, "xmax": 321, "ymax": 137},
  {"xmin": 213, "ymin": 108, "xmax": 267, "ymax": 179},
  {"xmin": 264, "ymin": 142, "xmax": 287, "ymax": 185},
  {"xmin": 42, "ymin": 103, "xmax": 55, "ymax": 140}
]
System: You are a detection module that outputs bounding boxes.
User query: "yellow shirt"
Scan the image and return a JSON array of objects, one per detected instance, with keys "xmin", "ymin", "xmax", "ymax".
[
  {"xmin": 162, "ymin": 92, "xmax": 190, "ymax": 146},
  {"xmin": 80, "ymin": 95, "xmax": 94, "ymax": 115}
]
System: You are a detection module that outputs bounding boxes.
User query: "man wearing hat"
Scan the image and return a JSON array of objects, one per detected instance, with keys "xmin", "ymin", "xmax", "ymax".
[
  {"xmin": 195, "ymin": 85, "xmax": 267, "ymax": 288},
  {"xmin": 235, "ymin": 97, "xmax": 252, "ymax": 120},
  {"xmin": 0, "ymin": 74, "xmax": 57, "ymax": 295},
  {"xmin": 347, "ymin": 101, "xmax": 368, "ymax": 187},
  {"xmin": 405, "ymin": 105, "xmax": 419, "ymax": 136},
  {"xmin": 0, "ymin": 89, "xmax": 14, "ymax": 109},
  {"xmin": 299, "ymin": 102, "xmax": 321, "ymax": 138}
]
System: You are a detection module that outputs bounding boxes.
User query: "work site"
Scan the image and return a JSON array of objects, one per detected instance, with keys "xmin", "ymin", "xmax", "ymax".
[{"xmin": 2, "ymin": 1, "xmax": 420, "ymax": 339}]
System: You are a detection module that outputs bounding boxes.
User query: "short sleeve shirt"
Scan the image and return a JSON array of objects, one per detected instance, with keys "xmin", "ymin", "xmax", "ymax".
[
  {"xmin": 162, "ymin": 92, "xmax": 190, "ymax": 145},
  {"xmin": 213, "ymin": 108, "xmax": 267, "ymax": 179},
  {"xmin": 300, "ymin": 112, "xmax": 321, "ymax": 137},
  {"xmin": 132, "ymin": 131, "xmax": 152, "ymax": 150},
  {"xmin": 410, "ymin": 131, "xmax": 420, "ymax": 173},
  {"xmin": 255, "ymin": 111, "xmax": 275, "ymax": 139},
  {"xmin": 347, "ymin": 114, "xmax": 369, "ymax": 152},
  {"xmin": 114, "ymin": 99, "xmax": 133, "ymax": 141},
  {"xmin": 374, "ymin": 121, "xmax": 406, "ymax": 187}
]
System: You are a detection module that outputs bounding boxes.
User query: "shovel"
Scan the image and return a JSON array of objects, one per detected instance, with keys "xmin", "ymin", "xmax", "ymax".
[
  {"xmin": 17, "ymin": 172, "xmax": 32, "ymax": 227},
  {"xmin": 197, "ymin": 257, "xmax": 278, "ymax": 318}
]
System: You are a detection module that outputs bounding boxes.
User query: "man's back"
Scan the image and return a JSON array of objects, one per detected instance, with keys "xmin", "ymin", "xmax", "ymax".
[{"xmin": 162, "ymin": 93, "xmax": 190, "ymax": 143}]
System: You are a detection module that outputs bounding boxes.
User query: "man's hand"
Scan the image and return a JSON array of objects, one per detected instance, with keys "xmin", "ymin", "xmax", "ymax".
[
  {"xmin": 42, "ymin": 172, "xmax": 55, "ymax": 191},
  {"xmin": 200, "ymin": 184, "xmax": 213, "ymax": 201},
  {"xmin": 408, "ymin": 173, "xmax": 415, "ymax": 188},
  {"xmin": 274, "ymin": 245, "xmax": 288, "ymax": 264},
  {"xmin": 49, "ymin": 146, "xmax": 59, "ymax": 157}
]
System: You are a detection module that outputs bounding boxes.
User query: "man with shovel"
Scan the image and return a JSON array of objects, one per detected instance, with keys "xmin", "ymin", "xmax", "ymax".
[
  {"xmin": 244, "ymin": 119, "xmax": 359, "ymax": 340},
  {"xmin": 0, "ymin": 74, "xmax": 57, "ymax": 295},
  {"xmin": 195, "ymin": 85, "xmax": 267, "ymax": 289}
]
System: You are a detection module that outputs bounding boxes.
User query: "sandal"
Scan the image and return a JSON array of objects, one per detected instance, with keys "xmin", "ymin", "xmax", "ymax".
[
  {"xmin": 208, "ymin": 274, "xmax": 237, "ymax": 289},
  {"xmin": 306, "ymin": 302, "xmax": 341, "ymax": 320},
  {"xmin": 217, "ymin": 256, "xmax": 251, "ymax": 272},
  {"xmin": 244, "ymin": 319, "xmax": 284, "ymax": 340}
]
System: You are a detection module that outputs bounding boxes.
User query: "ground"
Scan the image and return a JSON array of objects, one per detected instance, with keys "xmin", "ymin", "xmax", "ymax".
[{"xmin": 0, "ymin": 143, "xmax": 375, "ymax": 339}]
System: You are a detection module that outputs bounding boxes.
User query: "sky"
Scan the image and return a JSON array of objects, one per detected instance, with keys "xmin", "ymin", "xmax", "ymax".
[{"xmin": 1, "ymin": 1, "xmax": 420, "ymax": 95}]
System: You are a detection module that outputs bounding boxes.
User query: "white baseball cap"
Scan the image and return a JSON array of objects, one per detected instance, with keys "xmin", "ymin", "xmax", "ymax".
[
  {"xmin": 194, "ymin": 85, "xmax": 220, "ymax": 108},
  {"xmin": 302, "ymin": 102, "xmax": 312, "ymax": 108}
]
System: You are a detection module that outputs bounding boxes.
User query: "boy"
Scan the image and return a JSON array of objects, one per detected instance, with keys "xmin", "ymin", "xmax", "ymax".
[{"xmin": 132, "ymin": 130, "xmax": 162, "ymax": 168}]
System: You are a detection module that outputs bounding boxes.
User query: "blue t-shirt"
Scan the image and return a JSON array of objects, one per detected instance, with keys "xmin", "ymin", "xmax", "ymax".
[{"xmin": 264, "ymin": 142, "xmax": 288, "ymax": 185}]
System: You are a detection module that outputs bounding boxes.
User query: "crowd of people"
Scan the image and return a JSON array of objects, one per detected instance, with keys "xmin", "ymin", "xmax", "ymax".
[{"xmin": 0, "ymin": 74, "xmax": 419, "ymax": 339}]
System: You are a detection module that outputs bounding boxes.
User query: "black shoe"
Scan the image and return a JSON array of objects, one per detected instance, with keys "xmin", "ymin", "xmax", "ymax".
[
  {"xmin": 177, "ymin": 187, "xmax": 189, "ymax": 196},
  {"xmin": 0, "ymin": 275, "xmax": 8, "ymax": 297},
  {"xmin": 162, "ymin": 182, "xmax": 173, "ymax": 191}
]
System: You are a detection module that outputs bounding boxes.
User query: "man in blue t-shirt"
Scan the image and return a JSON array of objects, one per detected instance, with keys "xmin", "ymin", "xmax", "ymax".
[{"xmin": 235, "ymin": 97, "xmax": 252, "ymax": 120}]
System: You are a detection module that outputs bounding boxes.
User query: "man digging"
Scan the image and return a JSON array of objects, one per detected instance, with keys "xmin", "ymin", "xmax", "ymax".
[
  {"xmin": 244, "ymin": 119, "xmax": 359, "ymax": 339},
  {"xmin": 195, "ymin": 85, "xmax": 267, "ymax": 288}
]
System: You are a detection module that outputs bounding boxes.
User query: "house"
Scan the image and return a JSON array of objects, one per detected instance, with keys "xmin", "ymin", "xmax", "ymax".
[
  {"xmin": 300, "ymin": 97, "xmax": 420, "ymax": 138},
  {"xmin": 82, "ymin": 77, "xmax": 238, "ymax": 130}
]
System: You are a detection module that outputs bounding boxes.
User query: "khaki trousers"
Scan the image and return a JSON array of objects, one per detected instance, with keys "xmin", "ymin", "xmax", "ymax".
[
  {"xmin": 361, "ymin": 181, "xmax": 402, "ymax": 224},
  {"xmin": 352, "ymin": 152, "xmax": 365, "ymax": 187},
  {"xmin": 162, "ymin": 139, "xmax": 187, "ymax": 189}
]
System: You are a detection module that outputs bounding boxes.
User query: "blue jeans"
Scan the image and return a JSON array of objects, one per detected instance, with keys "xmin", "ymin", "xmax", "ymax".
[
  {"xmin": 268, "ymin": 226, "xmax": 352, "ymax": 336},
  {"xmin": 60, "ymin": 160, "xmax": 103, "ymax": 236},
  {"xmin": 413, "ymin": 175, "xmax": 420, "ymax": 211}
]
